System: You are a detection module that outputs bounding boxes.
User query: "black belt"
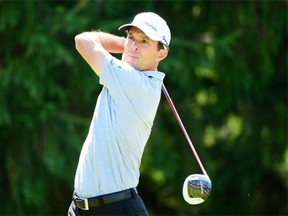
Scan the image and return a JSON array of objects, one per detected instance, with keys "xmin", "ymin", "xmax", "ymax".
[{"xmin": 73, "ymin": 188, "xmax": 137, "ymax": 210}]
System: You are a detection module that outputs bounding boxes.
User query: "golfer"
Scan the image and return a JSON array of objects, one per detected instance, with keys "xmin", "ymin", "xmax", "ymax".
[{"xmin": 68, "ymin": 12, "xmax": 171, "ymax": 215}]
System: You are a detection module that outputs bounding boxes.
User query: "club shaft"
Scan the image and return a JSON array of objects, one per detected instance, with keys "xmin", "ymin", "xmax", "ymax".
[{"xmin": 162, "ymin": 84, "xmax": 207, "ymax": 176}]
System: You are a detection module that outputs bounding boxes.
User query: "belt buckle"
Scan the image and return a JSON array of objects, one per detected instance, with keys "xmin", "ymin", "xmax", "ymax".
[
  {"xmin": 83, "ymin": 198, "xmax": 89, "ymax": 210},
  {"xmin": 77, "ymin": 198, "xmax": 89, "ymax": 210}
]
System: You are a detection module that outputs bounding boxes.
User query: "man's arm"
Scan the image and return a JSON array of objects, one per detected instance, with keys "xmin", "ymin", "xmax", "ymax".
[{"xmin": 75, "ymin": 31, "xmax": 125, "ymax": 76}]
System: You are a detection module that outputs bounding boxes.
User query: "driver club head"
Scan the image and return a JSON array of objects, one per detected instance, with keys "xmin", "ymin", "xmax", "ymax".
[{"xmin": 182, "ymin": 174, "xmax": 212, "ymax": 205}]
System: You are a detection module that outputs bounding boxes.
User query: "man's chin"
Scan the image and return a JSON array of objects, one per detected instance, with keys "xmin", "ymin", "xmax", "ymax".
[{"xmin": 124, "ymin": 60, "xmax": 141, "ymax": 70}]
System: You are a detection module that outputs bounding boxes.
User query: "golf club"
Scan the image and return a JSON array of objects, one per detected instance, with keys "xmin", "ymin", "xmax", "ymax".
[{"xmin": 162, "ymin": 84, "xmax": 212, "ymax": 205}]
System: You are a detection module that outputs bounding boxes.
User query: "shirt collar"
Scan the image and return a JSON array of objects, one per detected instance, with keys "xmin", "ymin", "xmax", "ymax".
[{"xmin": 143, "ymin": 71, "xmax": 165, "ymax": 81}]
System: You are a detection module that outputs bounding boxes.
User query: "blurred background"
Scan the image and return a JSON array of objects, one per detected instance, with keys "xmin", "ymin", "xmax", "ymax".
[{"xmin": 0, "ymin": 0, "xmax": 287, "ymax": 215}]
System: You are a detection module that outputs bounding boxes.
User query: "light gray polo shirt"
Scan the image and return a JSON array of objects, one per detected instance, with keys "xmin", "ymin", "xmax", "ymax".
[{"xmin": 74, "ymin": 54, "xmax": 165, "ymax": 198}]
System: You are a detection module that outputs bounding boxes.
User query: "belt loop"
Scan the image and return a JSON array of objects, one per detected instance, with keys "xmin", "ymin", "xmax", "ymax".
[
  {"xmin": 134, "ymin": 187, "xmax": 138, "ymax": 194},
  {"xmin": 98, "ymin": 196, "xmax": 104, "ymax": 206},
  {"xmin": 130, "ymin": 188, "xmax": 137, "ymax": 198}
]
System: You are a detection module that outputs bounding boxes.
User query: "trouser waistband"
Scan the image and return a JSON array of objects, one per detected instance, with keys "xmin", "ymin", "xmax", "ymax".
[{"xmin": 73, "ymin": 188, "xmax": 137, "ymax": 211}]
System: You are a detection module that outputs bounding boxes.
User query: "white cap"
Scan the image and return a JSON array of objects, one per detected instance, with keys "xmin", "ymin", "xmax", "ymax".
[{"xmin": 118, "ymin": 12, "xmax": 171, "ymax": 50}]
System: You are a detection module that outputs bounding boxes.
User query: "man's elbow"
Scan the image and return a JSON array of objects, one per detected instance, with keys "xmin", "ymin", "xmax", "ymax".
[
  {"xmin": 75, "ymin": 33, "xmax": 85, "ymax": 51},
  {"xmin": 74, "ymin": 33, "xmax": 99, "ymax": 53}
]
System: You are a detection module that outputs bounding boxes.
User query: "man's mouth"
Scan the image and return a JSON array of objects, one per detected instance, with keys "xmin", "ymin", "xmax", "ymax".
[{"xmin": 127, "ymin": 54, "xmax": 139, "ymax": 60}]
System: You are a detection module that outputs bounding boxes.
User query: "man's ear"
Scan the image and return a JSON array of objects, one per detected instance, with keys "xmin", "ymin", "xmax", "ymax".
[{"xmin": 157, "ymin": 49, "xmax": 168, "ymax": 62}]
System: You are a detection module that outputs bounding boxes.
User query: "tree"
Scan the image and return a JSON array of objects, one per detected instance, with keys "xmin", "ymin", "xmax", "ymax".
[{"xmin": 0, "ymin": 1, "xmax": 286, "ymax": 215}]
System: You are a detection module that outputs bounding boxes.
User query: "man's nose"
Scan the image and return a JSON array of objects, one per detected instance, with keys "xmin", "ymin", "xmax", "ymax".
[{"xmin": 132, "ymin": 41, "xmax": 140, "ymax": 51}]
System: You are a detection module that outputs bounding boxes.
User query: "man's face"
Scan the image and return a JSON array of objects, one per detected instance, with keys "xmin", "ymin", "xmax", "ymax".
[{"xmin": 122, "ymin": 27, "xmax": 165, "ymax": 71}]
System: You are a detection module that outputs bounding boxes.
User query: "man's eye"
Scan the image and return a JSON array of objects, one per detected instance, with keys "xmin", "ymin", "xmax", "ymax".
[
  {"xmin": 142, "ymin": 40, "xmax": 148, "ymax": 44},
  {"xmin": 128, "ymin": 35, "xmax": 135, "ymax": 40}
]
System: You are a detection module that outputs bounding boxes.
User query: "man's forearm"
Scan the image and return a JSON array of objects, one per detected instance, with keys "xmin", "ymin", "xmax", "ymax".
[{"xmin": 75, "ymin": 31, "xmax": 125, "ymax": 54}]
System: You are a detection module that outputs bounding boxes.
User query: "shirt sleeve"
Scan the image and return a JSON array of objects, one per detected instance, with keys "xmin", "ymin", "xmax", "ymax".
[{"xmin": 99, "ymin": 55, "xmax": 143, "ymax": 104}]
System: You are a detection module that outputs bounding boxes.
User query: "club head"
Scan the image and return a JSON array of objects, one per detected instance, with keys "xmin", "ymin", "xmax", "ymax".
[{"xmin": 182, "ymin": 174, "xmax": 212, "ymax": 205}]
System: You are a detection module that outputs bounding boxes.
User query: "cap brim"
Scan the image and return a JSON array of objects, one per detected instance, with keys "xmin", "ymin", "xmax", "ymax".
[
  {"xmin": 118, "ymin": 24, "xmax": 133, "ymax": 31},
  {"xmin": 118, "ymin": 23, "xmax": 161, "ymax": 42}
]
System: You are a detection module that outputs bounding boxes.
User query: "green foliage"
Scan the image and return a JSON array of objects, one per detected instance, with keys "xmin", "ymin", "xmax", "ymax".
[{"xmin": 0, "ymin": 0, "xmax": 287, "ymax": 215}]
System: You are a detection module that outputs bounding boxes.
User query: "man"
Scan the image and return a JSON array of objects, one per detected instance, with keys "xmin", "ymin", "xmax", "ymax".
[{"xmin": 68, "ymin": 12, "xmax": 171, "ymax": 215}]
